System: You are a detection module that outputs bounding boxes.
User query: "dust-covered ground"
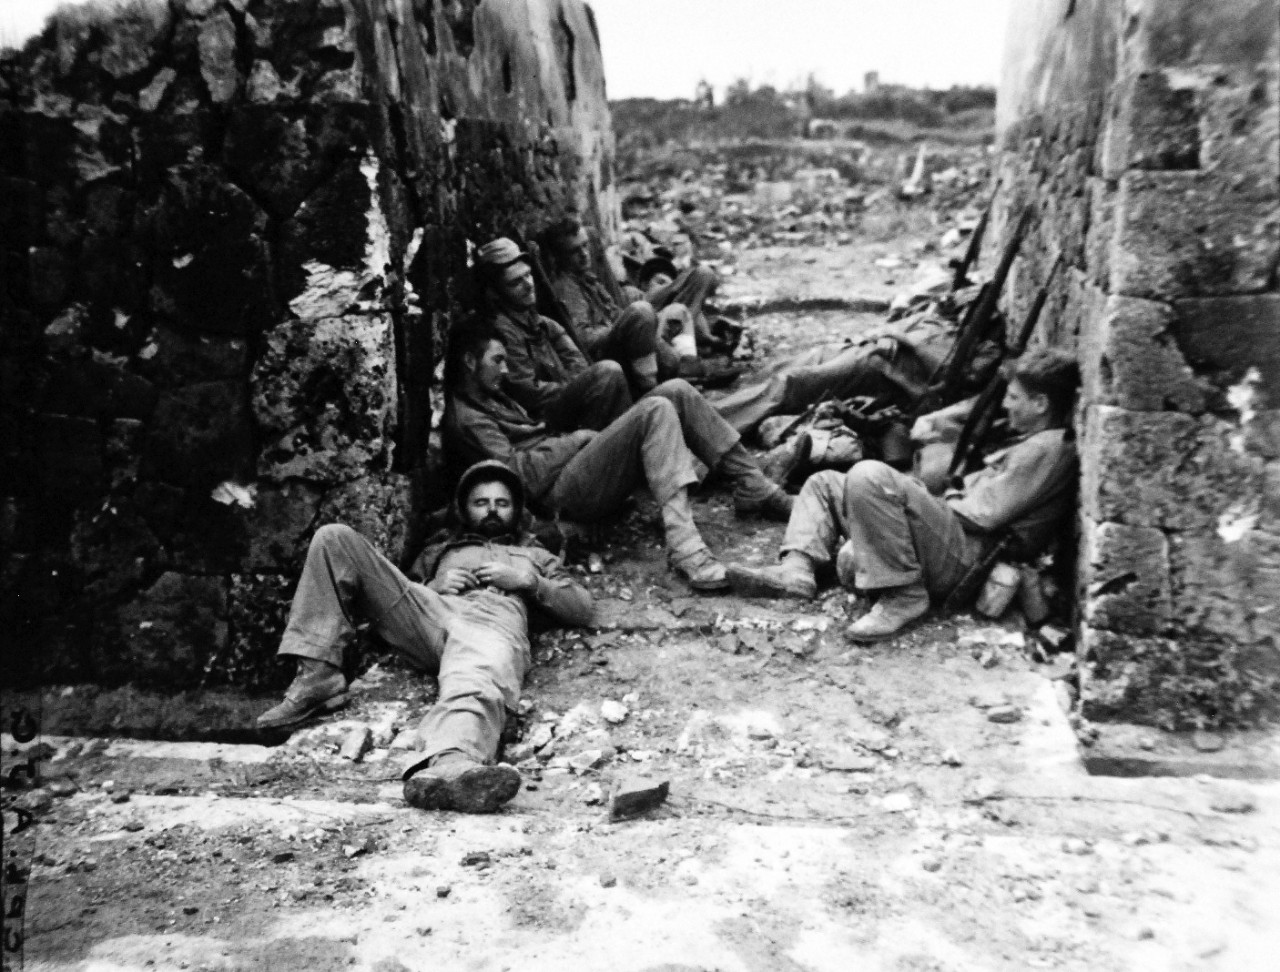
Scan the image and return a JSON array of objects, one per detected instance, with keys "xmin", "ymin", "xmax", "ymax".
[{"xmin": 6, "ymin": 145, "xmax": 1280, "ymax": 972}]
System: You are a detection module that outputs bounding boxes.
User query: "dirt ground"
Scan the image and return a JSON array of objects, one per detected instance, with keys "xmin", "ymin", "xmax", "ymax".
[{"xmin": 6, "ymin": 193, "xmax": 1280, "ymax": 972}]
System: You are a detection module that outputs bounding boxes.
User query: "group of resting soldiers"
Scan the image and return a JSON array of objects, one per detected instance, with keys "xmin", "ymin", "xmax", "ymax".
[{"xmin": 254, "ymin": 221, "xmax": 1080, "ymax": 816}]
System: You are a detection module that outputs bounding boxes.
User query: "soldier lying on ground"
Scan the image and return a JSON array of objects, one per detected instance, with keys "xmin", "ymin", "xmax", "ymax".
[
  {"xmin": 443, "ymin": 322, "xmax": 792, "ymax": 592},
  {"xmin": 727, "ymin": 348, "xmax": 1079, "ymax": 641},
  {"xmin": 541, "ymin": 218, "xmax": 738, "ymax": 389},
  {"xmin": 476, "ymin": 237, "xmax": 635, "ymax": 432},
  {"xmin": 711, "ymin": 308, "xmax": 989, "ymax": 437},
  {"xmin": 256, "ymin": 461, "xmax": 593, "ymax": 814}
]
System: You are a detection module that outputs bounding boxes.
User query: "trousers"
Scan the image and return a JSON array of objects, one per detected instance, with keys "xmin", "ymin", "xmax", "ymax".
[
  {"xmin": 277, "ymin": 524, "xmax": 528, "ymax": 765},
  {"xmin": 781, "ymin": 463, "xmax": 986, "ymax": 596},
  {"xmin": 546, "ymin": 379, "xmax": 740, "ymax": 517},
  {"xmin": 711, "ymin": 343, "xmax": 899, "ymax": 436},
  {"xmin": 543, "ymin": 359, "xmax": 633, "ymax": 433}
]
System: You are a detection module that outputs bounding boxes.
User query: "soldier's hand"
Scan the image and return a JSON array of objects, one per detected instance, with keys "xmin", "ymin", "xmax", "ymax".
[
  {"xmin": 431, "ymin": 568, "xmax": 478, "ymax": 595},
  {"xmin": 473, "ymin": 561, "xmax": 537, "ymax": 593}
]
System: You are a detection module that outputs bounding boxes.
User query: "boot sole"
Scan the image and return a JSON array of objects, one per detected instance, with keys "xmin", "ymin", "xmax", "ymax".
[
  {"xmin": 405, "ymin": 765, "xmax": 522, "ymax": 814},
  {"xmin": 255, "ymin": 692, "xmax": 349, "ymax": 731},
  {"xmin": 846, "ymin": 613, "xmax": 928, "ymax": 643},
  {"xmin": 726, "ymin": 565, "xmax": 814, "ymax": 599}
]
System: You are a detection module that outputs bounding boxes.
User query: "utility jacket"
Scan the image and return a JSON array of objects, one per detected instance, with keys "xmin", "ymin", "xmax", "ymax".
[
  {"xmin": 946, "ymin": 428, "xmax": 1077, "ymax": 555},
  {"xmin": 551, "ymin": 270, "xmax": 619, "ymax": 341},
  {"xmin": 490, "ymin": 306, "xmax": 589, "ymax": 417},
  {"xmin": 444, "ymin": 390, "xmax": 594, "ymax": 505},
  {"xmin": 408, "ymin": 530, "xmax": 593, "ymax": 630}
]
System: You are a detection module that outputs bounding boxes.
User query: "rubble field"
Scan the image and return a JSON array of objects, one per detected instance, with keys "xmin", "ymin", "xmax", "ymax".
[{"xmin": 5, "ymin": 141, "xmax": 1280, "ymax": 972}]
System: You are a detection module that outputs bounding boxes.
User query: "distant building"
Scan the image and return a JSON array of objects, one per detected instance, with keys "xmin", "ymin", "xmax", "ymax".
[{"xmin": 864, "ymin": 71, "xmax": 880, "ymax": 93}]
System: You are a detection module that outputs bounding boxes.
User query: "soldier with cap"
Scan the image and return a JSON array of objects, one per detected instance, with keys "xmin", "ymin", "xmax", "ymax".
[{"xmin": 474, "ymin": 236, "xmax": 634, "ymax": 433}]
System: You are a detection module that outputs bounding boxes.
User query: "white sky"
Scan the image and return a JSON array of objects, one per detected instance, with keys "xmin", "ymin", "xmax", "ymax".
[
  {"xmin": 1, "ymin": 0, "xmax": 1011, "ymax": 98},
  {"xmin": 590, "ymin": 0, "xmax": 1012, "ymax": 100}
]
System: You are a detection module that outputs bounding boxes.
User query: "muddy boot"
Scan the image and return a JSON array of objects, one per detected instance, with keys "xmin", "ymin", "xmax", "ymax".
[
  {"xmin": 720, "ymin": 443, "xmax": 793, "ymax": 521},
  {"xmin": 727, "ymin": 552, "xmax": 817, "ymax": 599},
  {"xmin": 762, "ymin": 431, "xmax": 813, "ymax": 489},
  {"xmin": 846, "ymin": 581, "xmax": 930, "ymax": 642},
  {"xmin": 256, "ymin": 659, "xmax": 348, "ymax": 730},
  {"xmin": 403, "ymin": 752, "xmax": 521, "ymax": 814},
  {"xmin": 662, "ymin": 488, "xmax": 728, "ymax": 592}
]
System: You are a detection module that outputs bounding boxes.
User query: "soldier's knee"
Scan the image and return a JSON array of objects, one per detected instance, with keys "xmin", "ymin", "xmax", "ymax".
[
  {"xmin": 589, "ymin": 359, "xmax": 626, "ymax": 384},
  {"xmin": 653, "ymin": 377, "xmax": 698, "ymax": 403},
  {"xmin": 845, "ymin": 460, "xmax": 896, "ymax": 495},
  {"xmin": 312, "ymin": 522, "xmax": 358, "ymax": 550}
]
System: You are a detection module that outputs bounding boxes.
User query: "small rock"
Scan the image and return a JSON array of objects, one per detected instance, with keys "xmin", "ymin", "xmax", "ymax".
[
  {"xmin": 122, "ymin": 818, "xmax": 145, "ymax": 832},
  {"xmin": 1192, "ymin": 730, "xmax": 1224, "ymax": 753},
  {"xmin": 821, "ymin": 753, "xmax": 877, "ymax": 773},
  {"xmin": 986, "ymin": 705, "xmax": 1022, "ymax": 724},
  {"xmin": 582, "ymin": 783, "xmax": 604, "ymax": 805},
  {"xmin": 436, "ymin": 884, "xmax": 452, "ymax": 898},
  {"xmin": 460, "ymin": 850, "xmax": 491, "ymax": 867},
  {"xmin": 1207, "ymin": 784, "xmax": 1255, "ymax": 815},
  {"xmin": 610, "ymin": 776, "xmax": 670, "ymax": 820},
  {"xmin": 599, "ymin": 872, "xmax": 617, "ymax": 888},
  {"xmin": 880, "ymin": 792, "xmax": 913, "ymax": 813},
  {"xmin": 1061, "ymin": 838, "xmax": 1093, "ymax": 856},
  {"xmin": 921, "ymin": 857, "xmax": 942, "ymax": 872},
  {"xmin": 978, "ymin": 648, "xmax": 999, "ymax": 669},
  {"xmin": 1135, "ymin": 926, "xmax": 1155, "ymax": 941},
  {"xmin": 962, "ymin": 777, "xmax": 1002, "ymax": 804},
  {"xmin": 342, "ymin": 844, "xmax": 364, "ymax": 859},
  {"xmin": 600, "ymin": 700, "xmax": 629, "ymax": 725},
  {"xmin": 47, "ymin": 779, "xmax": 78, "ymax": 798},
  {"xmin": 17, "ymin": 790, "xmax": 53, "ymax": 813},
  {"xmin": 272, "ymin": 851, "xmax": 295, "ymax": 864},
  {"xmin": 940, "ymin": 749, "xmax": 964, "ymax": 767},
  {"xmin": 588, "ymin": 553, "xmax": 604, "ymax": 574},
  {"xmin": 339, "ymin": 727, "xmax": 374, "ymax": 763},
  {"xmin": 568, "ymin": 749, "xmax": 607, "ymax": 772},
  {"xmin": 110, "ymin": 790, "xmax": 131, "ymax": 804},
  {"xmin": 182, "ymin": 905, "xmax": 199, "ymax": 915}
]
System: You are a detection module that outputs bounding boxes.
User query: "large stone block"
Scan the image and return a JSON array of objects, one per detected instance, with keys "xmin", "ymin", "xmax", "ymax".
[
  {"xmin": 114, "ymin": 572, "xmax": 228, "ymax": 686},
  {"xmin": 37, "ymin": 413, "xmax": 102, "ymax": 498},
  {"xmin": 143, "ymin": 380, "xmax": 253, "ymax": 488},
  {"xmin": 1081, "ymin": 294, "xmax": 1209, "ymax": 412},
  {"xmin": 1078, "ymin": 625, "xmax": 1271, "ymax": 730},
  {"xmin": 1111, "ymin": 171, "xmax": 1279, "ymax": 299},
  {"xmin": 1101, "ymin": 70, "xmax": 1200, "ymax": 178},
  {"xmin": 135, "ymin": 327, "xmax": 247, "ymax": 388},
  {"xmin": 146, "ymin": 165, "xmax": 275, "ymax": 338},
  {"xmin": 134, "ymin": 481, "xmax": 247, "ymax": 575},
  {"xmin": 316, "ymin": 472, "xmax": 412, "ymax": 563},
  {"xmin": 244, "ymin": 481, "xmax": 325, "ymax": 571},
  {"xmin": 252, "ymin": 313, "xmax": 396, "ymax": 483},
  {"xmin": 1199, "ymin": 66, "xmax": 1280, "ymax": 184},
  {"xmin": 69, "ymin": 503, "xmax": 162, "ymax": 601},
  {"xmin": 198, "ymin": 9, "xmax": 240, "ymax": 104},
  {"xmin": 1084, "ymin": 521, "xmax": 1172, "ymax": 635},
  {"xmin": 1171, "ymin": 295, "xmax": 1280, "ymax": 392},
  {"xmin": 1169, "ymin": 529, "xmax": 1265, "ymax": 644},
  {"xmin": 1082, "ymin": 405, "xmax": 1262, "ymax": 530},
  {"xmin": 98, "ymin": 0, "xmax": 172, "ymax": 80}
]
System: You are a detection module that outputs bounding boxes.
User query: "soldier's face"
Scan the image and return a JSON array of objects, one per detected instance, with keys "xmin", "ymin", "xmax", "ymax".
[
  {"xmin": 465, "ymin": 480, "xmax": 516, "ymax": 537},
  {"xmin": 497, "ymin": 261, "xmax": 537, "ymax": 309},
  {"xmin": 469, "ymin": 340, "xmax": 509, "ymax": 395},
  {"xmin": 1004, "ymin": 378, "xmax": 1049, "ymax": 433},
  {"xmin": 561, "ymin": 229, "xmax": 592, "ymax": 274}
]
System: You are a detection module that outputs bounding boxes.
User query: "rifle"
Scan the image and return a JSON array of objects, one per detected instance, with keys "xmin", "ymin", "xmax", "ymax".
[
  {"xmin": 508, "ymin": 228, "xmax": 591, "ymax": 358},
  {"xmin": 950, "ymin": 194, "xmax": 992, "ymax": 292},
  {"xmin": 946, "ymin": 250, "xmax": 1063, "ymax": 479},
  {"xmin": 931, "ymin": 205, "xmax": 1033, "ymax": 408}
]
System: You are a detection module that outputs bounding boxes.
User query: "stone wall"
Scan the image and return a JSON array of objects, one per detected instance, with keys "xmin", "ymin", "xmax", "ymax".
[
  {"xmin": 0, "ymin": 0, "xmax": 615, "ymax": 690},
  {"xmin": 995, "ymin": 0, "xmax": 1279, "ymax": 728}
]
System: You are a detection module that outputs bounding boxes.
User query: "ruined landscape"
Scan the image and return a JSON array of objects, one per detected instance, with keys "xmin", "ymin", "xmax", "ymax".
[{"xmin": 1, "ymin": 0, "xmax": 1278, "ymax": 969}]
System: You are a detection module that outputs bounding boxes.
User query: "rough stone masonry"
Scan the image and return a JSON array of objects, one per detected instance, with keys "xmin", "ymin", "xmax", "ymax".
[
  {"xmin": 995, "ymin": 0, "xmax": 1279, "ymax": 728},
  {"xmin": 0, "ymin": 0, "xmax": 615, "ymax": 689}
]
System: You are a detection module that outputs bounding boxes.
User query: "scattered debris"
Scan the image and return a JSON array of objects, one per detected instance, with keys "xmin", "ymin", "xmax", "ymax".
[
  {"xmin": 610, "ymin": 776, "xmax": 670, "ymax": 821},
  {"xmin": 339, "ymin": 727, "xmax": 374, "ymax": 762}
]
